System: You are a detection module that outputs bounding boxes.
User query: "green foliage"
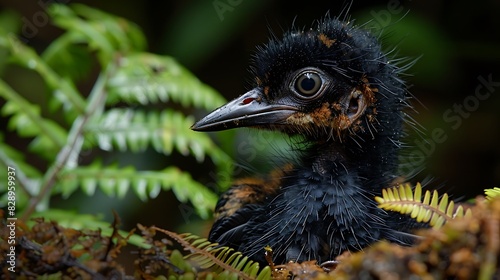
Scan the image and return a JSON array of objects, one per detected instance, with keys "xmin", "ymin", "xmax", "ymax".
[
  {"xmin": 375, "ymin": 183, "xmax": 472, "ymax": 229},
  {"xmin": 30, "ymin": 209, "xmax": 148, "ymax": 248},
  {"xmin": 485, "ymin": 187, "xmax": 500, "ymax": 200},
  {"xmin": 106, "ymin": 53, "xmax": 226, "ymax": 109},
  {"xmin": 0, "ymin": 3, "xmax": 231, "ymax": 230},
  {"xmin": 152, "ymin": 227, "xmax": 272, "ymax": 280}
]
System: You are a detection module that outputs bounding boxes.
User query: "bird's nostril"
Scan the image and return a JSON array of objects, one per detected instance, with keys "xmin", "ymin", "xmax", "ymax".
[{"xmin": 242, "ymin": 98, "xmax": 255, "ymax": 105}]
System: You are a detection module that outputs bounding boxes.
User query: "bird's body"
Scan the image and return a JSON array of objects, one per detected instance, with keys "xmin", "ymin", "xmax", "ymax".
[{"xmin": 193, "ymin": 16, "xmax": 419, "ymax": 265}]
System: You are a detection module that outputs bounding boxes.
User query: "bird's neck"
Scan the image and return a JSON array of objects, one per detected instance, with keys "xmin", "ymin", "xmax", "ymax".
[{"xmin": 303, "ymin": 132, "xmax": 400, "ymax": 190}]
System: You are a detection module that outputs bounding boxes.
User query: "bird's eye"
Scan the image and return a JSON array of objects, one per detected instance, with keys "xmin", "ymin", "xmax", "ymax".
[{"xmin": 293, "ymin": 71, "xmax": 323, "ymax": 98}]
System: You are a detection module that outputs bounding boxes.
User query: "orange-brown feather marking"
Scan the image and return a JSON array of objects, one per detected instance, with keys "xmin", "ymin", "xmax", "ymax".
[{"xmin": 214, "ymin": 164, "xmax": 293, "ymax": 220}]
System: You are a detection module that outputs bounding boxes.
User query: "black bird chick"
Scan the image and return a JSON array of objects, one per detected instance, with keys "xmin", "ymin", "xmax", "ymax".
[{"xmin": 192, "ymin": 16, "xmax": 417, "ymax": 265}]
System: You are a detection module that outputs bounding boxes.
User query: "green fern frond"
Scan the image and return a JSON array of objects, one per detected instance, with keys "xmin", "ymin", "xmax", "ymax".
[
  {"xmin": 0, "ymin": 133, "xmax": 41, "ymax": 209},
  {"xmin": 106, "ymin": 53, "xmax": 226, "ymax": 110},
  {"xmin": 69, "ymin": 4, "xmax": 147, "ymax": 51},
  {"xmin": 0, "ymin": 133, "xmax": 41, "ymax": 179},
  {"xmin": 84, "ymin": 108, "xmax": 227, "ymax": 163},
  {"xmin": 56, "ymin": 163, "xmax": 218, "ymax": 219},
  {"xmin": 0, "ymin": 83, "xmax": 68, "ymax": 159},
  {"xmin": 5, "ymin": 35, "xmax": 86, "ymax": 116},
  {"xmin": 153, "ymin": 227, "xmax": 272, "ymax": 280},
  {"xmin": 0, "ymin": 1, "xmax": 229, "ymax": 241},
  {"xmin": 47, "ymin": 4, "xmax": 146, "ymax": 65},
  {"xmin": 41, "ymin": 3, "xmax": 145, "ymax": 85},
  {"xmin": 40, "ymin": 3, "xmax": 145, "ymax": 116},
  {"xmin": 375, "ymin": 183, "xmax": 472, "ymax": 229},
  {"xmin": 43, "ymin": 35, "xmax": 94, "ymax": 83},
  {"xmin": 485, "ymin": 187, "xmax": 500, "ymax": 200}
]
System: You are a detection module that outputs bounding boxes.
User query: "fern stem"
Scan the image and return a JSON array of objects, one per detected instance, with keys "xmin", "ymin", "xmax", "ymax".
[
  {"xmin": 21, "ymin": 57, "xmax": 117, "ymax": 220},
  {"xmin": 0, "ymin": 80, "xmax": 65, "ymax": 148}
]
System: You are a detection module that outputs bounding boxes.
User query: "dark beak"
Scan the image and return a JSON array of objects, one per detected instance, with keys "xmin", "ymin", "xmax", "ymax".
[{"xmin": 191, "ymin": 88, "xmax": 297, "ymax": 131}]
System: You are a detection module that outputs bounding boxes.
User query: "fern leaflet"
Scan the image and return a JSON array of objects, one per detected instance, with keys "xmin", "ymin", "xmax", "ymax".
[
  {"xmin": 153, "ymin": 227, "xmax": 272, "ymax": 280},
  {"xmin": 375, "ymin": 183, "xmax": 472, "ymax": 229},
  {"xmin": 84, "ymin": 108, "xmax": 229, "ymax": 163},
  {"xmin": 105, "ymin": 53, "xmax": 226, "ymax": 110},
  {"xmin": 56, "ymin": 163, "xmax": 218, "ymax": 219},
  {"xmin": 485, "ymin": 187, "xmax": 500, "ymax": 200}
]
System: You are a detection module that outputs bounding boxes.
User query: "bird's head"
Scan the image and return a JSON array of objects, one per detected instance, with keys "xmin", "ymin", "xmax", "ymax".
[{"xmin": 192, "ymin": 17, "xmax": 408, "ymax": 144}]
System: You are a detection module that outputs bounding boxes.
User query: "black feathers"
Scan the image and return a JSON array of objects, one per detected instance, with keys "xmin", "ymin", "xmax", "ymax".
[
  {"xmin": 252, "ymin": 18, "xmax": 391, "ymax": 91},
  {"xmin": 193, "ymin": 14, "xmax": 419, "ymax": 266}
]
